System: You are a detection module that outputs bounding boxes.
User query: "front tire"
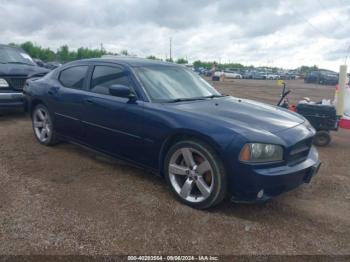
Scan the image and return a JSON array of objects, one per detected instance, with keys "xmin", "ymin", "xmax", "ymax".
[
  {"xmin": 164, "ymin": 140, "xmax": 227, "ymax": 209},
  {"xmin": 32, "ymin": 104, "xmax": 58, "ymax": 146}
]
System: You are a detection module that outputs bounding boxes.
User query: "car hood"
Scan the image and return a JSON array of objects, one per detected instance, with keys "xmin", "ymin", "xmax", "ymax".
[
  {"xmin": 0, "ymin": 64, "xmax": 50, "ymax": 77},
  {"xmin": 167, "ymin": 96, "xmax": 305, "ymax": 133}
]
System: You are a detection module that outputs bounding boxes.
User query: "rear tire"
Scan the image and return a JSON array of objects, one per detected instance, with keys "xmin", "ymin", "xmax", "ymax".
[
  {"xmin": 32, "ymin": 104, "xmax": 58, "ymax": 146},
  {"xmin": 164, "ymin": 139, "xmax": 227, "ymax": 209},
  {"xmin": 313, "ymin": 131, "xmax": 331, "ymax": 147}
]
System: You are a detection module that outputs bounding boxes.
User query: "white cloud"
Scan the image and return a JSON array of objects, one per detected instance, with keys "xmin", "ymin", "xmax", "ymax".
[{"xmin": 1, "ymin": 0, "xmax": 349, "ymax": 70}]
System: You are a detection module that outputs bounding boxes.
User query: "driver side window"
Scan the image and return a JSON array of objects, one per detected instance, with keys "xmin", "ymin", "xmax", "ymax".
[{"xmin": 90, "ymin": 65, "xmax": 132, "ymax": 96}]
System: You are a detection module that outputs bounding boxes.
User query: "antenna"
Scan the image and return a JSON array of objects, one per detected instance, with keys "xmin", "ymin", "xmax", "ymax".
[{"xmin": 169, "ymin": 37, "xmax": 172, "ymax": 61}]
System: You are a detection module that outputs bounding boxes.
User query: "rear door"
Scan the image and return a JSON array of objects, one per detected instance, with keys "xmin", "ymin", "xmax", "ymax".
[
  {"xmin": 80, "ymin": 64, "xmax": 146, "ymax": 162},
  {"xmin": 48, "ymin": 65, "xmax": 89, "ymax": 140}
]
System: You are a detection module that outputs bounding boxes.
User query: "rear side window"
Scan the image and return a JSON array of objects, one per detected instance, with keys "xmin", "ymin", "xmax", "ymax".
[
  {"xmin": 59, "ymin": 66, "xmax": 88, "ymax": 89},
  {"xmin": 90, "ymin": 66, "xmax": 132, "ymax": 95}
]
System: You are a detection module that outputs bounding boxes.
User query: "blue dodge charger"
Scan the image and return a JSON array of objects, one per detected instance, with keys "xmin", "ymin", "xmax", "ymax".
[{"xmin": 24, "ymin": 57, "xmax": 321, "ymax": 209}]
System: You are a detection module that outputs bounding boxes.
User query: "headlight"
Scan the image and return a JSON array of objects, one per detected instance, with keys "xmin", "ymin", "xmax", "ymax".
[
  {"xmin": 0, "ymin": 78, "xmax": 9, "ymax": 88},
  {"xmin": 240, "ymin": 143, "xmax": 283, "ymax": 163}
]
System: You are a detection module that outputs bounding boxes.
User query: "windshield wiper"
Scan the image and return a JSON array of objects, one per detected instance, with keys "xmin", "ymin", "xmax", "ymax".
[
  {"xmin": 203, "ymin": 94, "xmax": 229, "ymax": 99},
  {"xmin": 166, "ymin": 97, "xmax": 207, "ymax": 103},
  {"xmin": 166, "ymin": 94, "xmax": 229, "ymax": 103},
  {"xmin": 6, "ymin": 61, "xmax": 34, "ymax": 66}
]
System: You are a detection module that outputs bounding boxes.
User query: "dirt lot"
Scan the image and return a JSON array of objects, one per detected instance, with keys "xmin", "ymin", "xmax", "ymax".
[{"xmin": 0, "ymin": 79, "xmax": 349, "ymax": 255}]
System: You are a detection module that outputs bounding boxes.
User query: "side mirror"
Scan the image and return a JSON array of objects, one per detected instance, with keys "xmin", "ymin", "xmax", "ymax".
[{"xmin": 109, "ymin": 84, "xmax": 136, "ymax": 101}]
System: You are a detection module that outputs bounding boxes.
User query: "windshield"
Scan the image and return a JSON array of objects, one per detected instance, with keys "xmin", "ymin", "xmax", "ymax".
[
  {"xmin": 134, "ymin": 66, "xmax": 221, "ymax": 102},
  {"xmin": 0, "ymin": 46, "xmax": 35, "ymax": 65}
]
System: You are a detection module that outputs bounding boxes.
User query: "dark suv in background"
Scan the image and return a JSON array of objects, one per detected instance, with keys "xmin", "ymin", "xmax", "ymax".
[
  {"xmin": 304, "ymin": 70, "xmax": 338, "ymax": 85},
  {"xmin": 0, "ymin": 44, "xmax": 49, "ymax": 112}
]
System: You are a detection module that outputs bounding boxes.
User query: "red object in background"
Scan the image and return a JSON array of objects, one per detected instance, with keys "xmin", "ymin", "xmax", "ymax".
[
  {"xmin": 339, "ymin": 118, "xmax": 350, "ymax": 129},
  {"xmin": 289, "ymin": 105, "xmax": 297, "ymax": 112}
]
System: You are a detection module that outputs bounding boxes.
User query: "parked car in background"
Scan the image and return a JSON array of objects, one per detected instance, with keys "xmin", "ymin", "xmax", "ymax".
[
  {"xmin": 0, "ymin": 44, "xmax": 49, "ymax": 112},
  {"xmin": 304, "ymin": 70, "xmax": 338, "ymax": 85},
  {"xmin": 266, "ymin": 74, "xmax": 280, "ymax": 80},
  {"xmin": 214, "ymin": 71, "xmax": 242, "ymax": 79},
  {"xmin": 203, "ymin": 69, "xmax": 213, "ymax": 77},
  {"xmin": 196, "ymin": 67, "xmax": 213, "ymax": 77},
  {"xmin": 25, "ymin": 57, "xmax": 321, "ymax": 209},
  {"xmin": 251, "ymin": 71, "xmax": 266, "ymax": 80},
  {"xmin": 242, "ymin": 71, "xmax": 252, "ymax": 79},
  {"xmin": 213, "ymin": 71, "xmax": 223, "ymax": 77},
  {"xmin": 45, "ymin": 61, "xmax": 62, "ymax": 70},
  {"xmin": 33, "ymin": 58, "xmax": 46, "ymax": 68},
  {"xmin": 279, "ymin": 73, "xmax": 299, "ymax": 80},
  {"xmin": 33, "ymin": 59, "xmax": 62, "ymax": 70},
  {"xmin": 224, "ymin": 70, "xmax": 242, "ymax": 79}
]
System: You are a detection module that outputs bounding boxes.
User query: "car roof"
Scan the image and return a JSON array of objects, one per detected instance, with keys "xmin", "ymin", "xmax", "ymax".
[
  {"xmin": 0, "ymin": 44, "xmax": 24, "ymax": 51},
  {"xmin": 70, "ymin": 57, "xmax": 180, "ymax": 68}
]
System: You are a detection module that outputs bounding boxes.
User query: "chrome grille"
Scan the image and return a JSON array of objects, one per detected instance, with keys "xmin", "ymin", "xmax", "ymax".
[
  {"xmin": 287, "ymin": 138, "xmax": 312, "ymax": 166},
  {"xmin": 6, "ymin": 77, "xmax": 27, "ymax": 91}
]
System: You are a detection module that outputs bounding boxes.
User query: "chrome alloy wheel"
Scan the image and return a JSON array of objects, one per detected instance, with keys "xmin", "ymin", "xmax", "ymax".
[
  {"xmin": 33, "ymin": 107, "xmax": 52, "ymax": 143},
  {"xmin": 168, "ymin": 147, "xmax": 214, "ymax": 203}
]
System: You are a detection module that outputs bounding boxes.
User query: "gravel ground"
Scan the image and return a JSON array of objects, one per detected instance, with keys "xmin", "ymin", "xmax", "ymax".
[{"xmin": 0, "ymin": 79, "xmax": 349, "ymax": 255}]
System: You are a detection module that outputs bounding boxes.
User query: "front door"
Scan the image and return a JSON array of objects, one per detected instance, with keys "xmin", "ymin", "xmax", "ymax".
[{"xmin": 80, "ymin": 65, "xmax": 146, "ymax": 163}]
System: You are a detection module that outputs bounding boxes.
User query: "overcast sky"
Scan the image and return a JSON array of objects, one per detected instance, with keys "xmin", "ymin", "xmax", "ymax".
[{"xmin": 1, "ymin": 0, "xmax": 350, "ymax": 70}]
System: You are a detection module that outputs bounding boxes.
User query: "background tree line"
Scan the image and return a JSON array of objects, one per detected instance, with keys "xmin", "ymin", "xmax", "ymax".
[
  {"xmin": 8, "ymin": 41, "xmax": 191, "ymax": 65},
  {"xmin": 9, "ymin": 42, "xmax": 108, "ymax": 63},
  {"xmin": 8, "ymin": 42, "xmax": 319, "ymax": 73}
]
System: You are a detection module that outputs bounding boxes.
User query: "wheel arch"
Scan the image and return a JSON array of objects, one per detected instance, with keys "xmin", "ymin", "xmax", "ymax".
[
  {"xmin": 29, "ymin": 98, "xmax": 48, "ymax": 117},
  {"xmin": 158, "ymin": 129, "xmax": 223, "ymax": 177}
]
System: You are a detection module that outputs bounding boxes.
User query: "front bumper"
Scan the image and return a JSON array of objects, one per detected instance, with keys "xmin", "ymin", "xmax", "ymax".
[
  {"xmin": 230, "ymin": 146, "xmax": 321, "ymax": 203},
  {"xmin": 0, "ymin": 92, "xmax": 25, "ymax": 109}
]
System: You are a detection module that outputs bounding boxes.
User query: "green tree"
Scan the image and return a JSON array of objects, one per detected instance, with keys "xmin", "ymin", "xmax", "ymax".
[
  {"xmin": 20, "ymin": 41, "xmax": 40, "ymax": 59},
  {"xmin": 40, "ymin": 48, "xmax": 56, "ymax": 61},
  {"xmin": 175, "ymin": 58, "xmax": 188, "ymax": 64},
  {"xmin": 146, "ymin": 55, "xmax": 162, "ymax": 60},
  {"xmin": 8, "ymin": 42, "xmax": 106, "ymax": 62},
  {"xmin": 57, "ymin": 45, "xmax": 70, "ymax": 62},
  {"xmin": 193, "ymin": 60, "xmax": 215, "ymax": 69},
  {"xmin": 120, "ymin": 50, "xmax": 129, "ymax": 56},
  {"xmin": 299, "ymin": 65, "xmax": 319, "ymax": 75},
  {"xmin": 166, "ymin": 58, "xmax": 174, "ymax": 63}
]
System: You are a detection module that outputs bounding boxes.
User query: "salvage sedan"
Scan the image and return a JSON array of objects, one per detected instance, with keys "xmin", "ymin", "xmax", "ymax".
[{"xmin": 24, "ymin": 58, "xmax": 321, "ymax": 209}]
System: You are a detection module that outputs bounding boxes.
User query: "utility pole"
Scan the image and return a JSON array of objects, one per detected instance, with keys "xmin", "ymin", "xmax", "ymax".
[
  {"xmin": 169, "ymin": 37, "xmax": 172, "ymax": 61},
  {"xmin": 337, "ymin": 65, "xmax": 347, "ymax": 116},
  {"xmin": 337, "ymin": 64, "xmax": 350, "ymax": 129}
]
